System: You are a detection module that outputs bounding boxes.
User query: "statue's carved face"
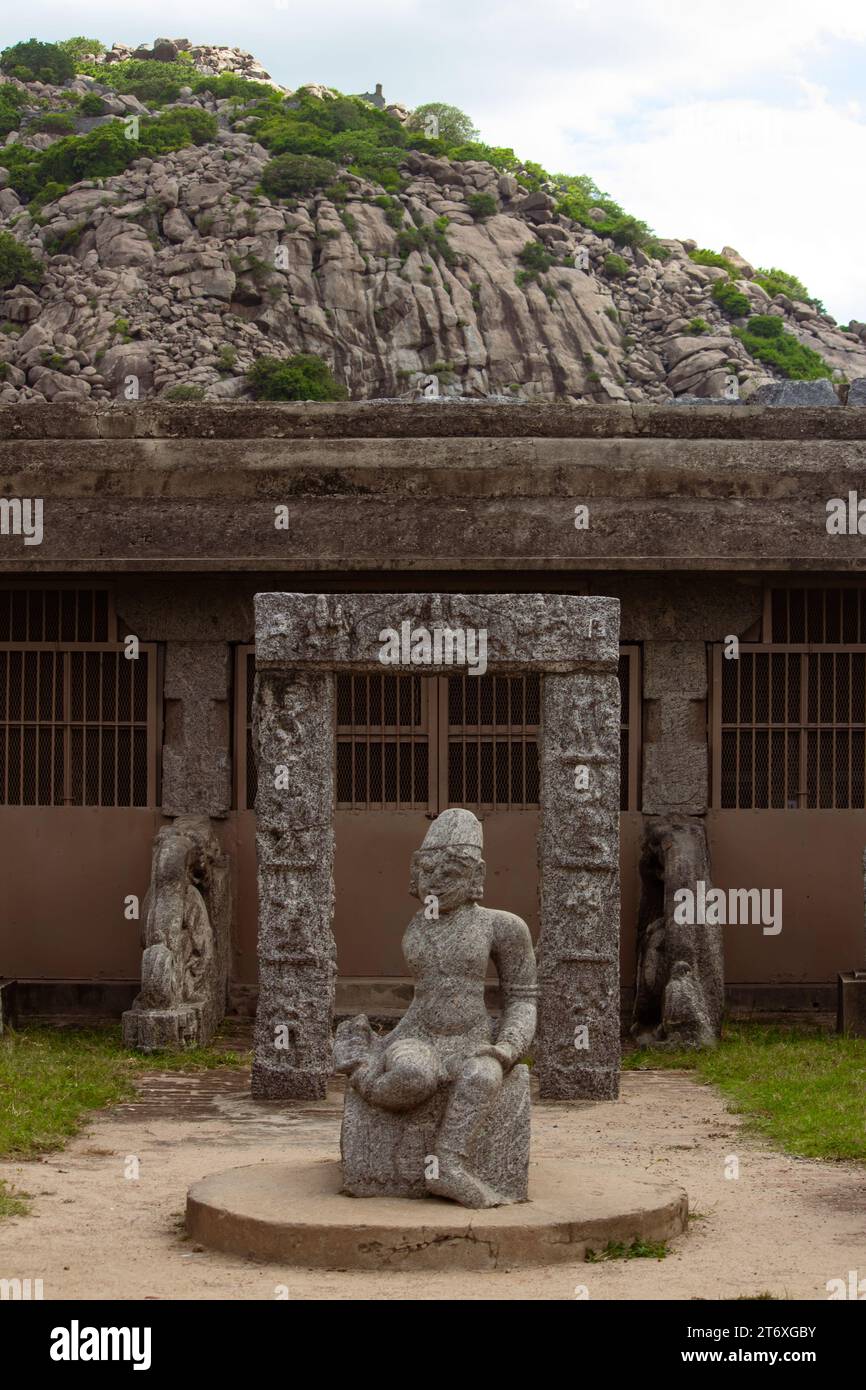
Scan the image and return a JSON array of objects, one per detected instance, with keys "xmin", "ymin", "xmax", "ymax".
[{"xmin": 411, "ymin": 846, "xmax": 484, "ymax": 913}]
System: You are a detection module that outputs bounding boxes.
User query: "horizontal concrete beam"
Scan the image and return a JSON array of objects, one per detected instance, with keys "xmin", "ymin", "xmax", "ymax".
[
  {"xmin": 3, "ymin": 414, "xmax": 866, "ymax": 572},
  {"xmin": 3, "ymin": 400, "xmax": 866, "ymax": 441}
]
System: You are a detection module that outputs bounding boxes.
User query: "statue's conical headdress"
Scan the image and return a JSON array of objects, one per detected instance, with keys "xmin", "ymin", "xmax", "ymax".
[{"xmin": 420, "ymin": 808, "xmax": 483, "ymax": 857}]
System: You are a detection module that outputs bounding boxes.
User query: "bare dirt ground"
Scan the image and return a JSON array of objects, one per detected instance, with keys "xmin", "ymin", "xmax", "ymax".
[{"xmin": 1, "ymin": 1066, "xmax": 864, "ymax": 1301}]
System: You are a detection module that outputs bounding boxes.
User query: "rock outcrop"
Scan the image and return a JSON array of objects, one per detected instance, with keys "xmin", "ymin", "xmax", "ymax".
[{"xmin": 2, "ymin": 38, "xmax": 865, "ymax": 405}]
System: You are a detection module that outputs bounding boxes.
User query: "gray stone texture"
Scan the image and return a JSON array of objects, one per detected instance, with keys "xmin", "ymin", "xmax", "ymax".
[
  {"xmin": 335, "ymin": 808, "xmax": 536, "ymax": 1207},
  {"xmin": 751, "ymin": 379, "xmax": 840, "ymax": 407},
  {"xmin": 122, "ymin": 815, "xmax": 232, "ymax": 1049},
  {"xmin": 536, "ymin": 669, "xmax": 621, "ymax": 1098},
  {"xmin": 251, "ymin": 668, "xmax": 336, "ymax": 1099},
  {"xmin": 848, "ymin": 379, "xmax": 866, "ymax": 406},
  {"xmin": 253, "ymin": 592, "xmax": 621, "ymax": 1103},
  {"xmin": 10, "ymin": 404, "xmax": 866, "ymax": 576},
  {"xmin": 642, "ymin": 641, "xmax": 709, "ymax": 815},
  {"xmin": 632, "ymin": 816, "xmax": 723, "ymax": 1048},
  {"xmin": 161, "ymin": 641, "xmax": 231, "ymax": 817},
  {"xmin": 340, "ymin": 1064, "xmax": 531, "ymax": 1201}
]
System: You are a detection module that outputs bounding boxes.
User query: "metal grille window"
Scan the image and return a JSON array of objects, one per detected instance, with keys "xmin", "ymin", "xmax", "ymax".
[
  {"xmin": 0, "ymin": 644, "xmax": 158, "ymax": 806},
  {"xmin": 769, "ymin": 586, "xmax": 866, "ymax": 644},
  {"xmin": 0, "ymin": 587, "xmax": 112, "ymax": 643},
  {"xmin": 337, "ymin": 672, "xmax": 430, "ymax": 809},
  {"xmin": 712, "ymin": 644, "xmax": 866, "ymax": 809},
  {"xmin": 446, "ymin": 673, "xmax": 539, "ymax": 810},
  {"xmin": 235, "ymin": 646, "xmax": 640, "ymax": 812}
]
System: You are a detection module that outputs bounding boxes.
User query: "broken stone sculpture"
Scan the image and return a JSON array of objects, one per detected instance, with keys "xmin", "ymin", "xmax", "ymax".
[
  {"xmin": 123, "ymin": 816, "xmax": 231, "ymax": 1050},
  {"xmin": 335, "ymin": 808, "xmax": 537, "ymax": 1208},
  {"xmin": 631, "ymin": 815, "xmax": 723, "ymax": 1048}
]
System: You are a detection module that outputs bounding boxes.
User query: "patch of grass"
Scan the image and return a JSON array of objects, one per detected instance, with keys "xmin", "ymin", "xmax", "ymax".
[
  {"xmin": 396, "ymin": 220, "xmax": 457, "ymax": 268},
  {"xmin": 0, "ymin": 1179, "xmax": 30, "ymax": 1218},
  {"xmin": 0, "ymin": 1025, "xmax": 249, "ymax": 1162},
  {"xmin": 625, "ymin": 1023, "xmax": 866, "ymax": 1161},
  {"xmin": 164, "ymin": 384, "xmax": 206, "ymax": 402},
  {"xmin": 687, "ymin": 316, "xmax": 711, "ymax": 335},
  {"xmin": 586, "ymin": 1237, "xmax": 668, "ymax": 1262}
]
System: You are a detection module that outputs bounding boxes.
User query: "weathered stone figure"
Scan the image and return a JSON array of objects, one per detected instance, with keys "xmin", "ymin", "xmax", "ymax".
[
  {"xmin": 123, "ymin": 816, "xmax": 231, "ymax": 1050},
  {"xmin": 335, "ymin": 808, "xmax": 537, "ymax": 1208},
  {"xmin": 631, "ymin": 815, "xmax": 723, "ymax": 1049}
]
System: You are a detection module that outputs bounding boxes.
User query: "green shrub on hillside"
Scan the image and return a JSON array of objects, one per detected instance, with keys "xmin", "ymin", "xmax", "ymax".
[
  {"xmin": 4, "ymin": 108, "xmax": 217, "ymax": 200},
  {"xmin": 58, "ymin": 37, "xmax": 105, "ymax": 62},
  {"xmin": 28, "ymin": 181, "xmax": 68, "ymax": 215},
  {"xmin": 43, "ymin": 221, "xmax": 87, "ymax": 256},
  {"xmin": 0, "ymin": 230, "xmax": 42, "ymax": 289},
  {"xmin": 373, "ymin": 194, "xmax": 405, "ymax": 229},
  {"xmin": 72, "ymin": 54, "xmax": 273, "ymax": 108},
  {"xmin": 689, "ymin": 248, "xmax": 739, "ymax": 277},
  {"xmin": 711, "ymin": 280, "xmax": 750, "ymax": 318},
  {"xmin": 0, "ymin": 39, "xmax": 74, "ymax": 85},
  {"xmin": 406, "ymin": 102, "xmax": 479, "ymax": 144},
  {"xmin": 687, "ymin": 316, "xmax": 711, "ymax": 334},
  {"xmin": 603, "ymin": 252, "xmax": 629, "ymax": 277},
  {"xmin": 0, "ymin": 84, "xmax": 26, "ymax": 139},
  {"xmin": 247, "ymin": 353, "xmax": 347, "ymax": 401},
  {"xmin": 164, "ymin": 384, "xmax": 206, "ymax": 401},
  {"xmin": 753, "ymin": 266, "xmax": 824, "ymax": 313},
  {"xmin": 466, "ymin": 192, "xmax": 497, "ymax": 220},
  {"xmin": 79, "ymin": 92, "xmax": 107, "ymax": 116},
  {"xmin": 395, "ymin": 220, "xmax": 457, "ymax": 267},
  {"xmin": 260, "ymin": 152, "xmax": 339, "ymax": 197},
  {"xmin": 735, "ymin": 314, "xmax": 831, "ymax": 379},
  {"xmin": 517, "ymin": 241, "xmax": 554, "ymax": 278},
  {"xmin": 29, "ymin": 111, "xmax": 77, "ymax": 135},
  {"xmin": 73, "ymin": 58, "xmax": 183, "ymax": 106},
  {"xmin": 553, "ymin": 173, "xmax": 666, "ymax": 257}
]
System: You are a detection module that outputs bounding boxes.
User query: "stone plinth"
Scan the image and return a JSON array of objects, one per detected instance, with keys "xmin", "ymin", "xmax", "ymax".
[{"xmin": 186, "ymin": 1157, "xmax": 689, "ymax": 1270}]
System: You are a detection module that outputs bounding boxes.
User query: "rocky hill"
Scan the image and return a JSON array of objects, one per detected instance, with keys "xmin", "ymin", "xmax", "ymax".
[{"xmin": 1, "ymin": 35, "xmax": 865, "ymax": 406}]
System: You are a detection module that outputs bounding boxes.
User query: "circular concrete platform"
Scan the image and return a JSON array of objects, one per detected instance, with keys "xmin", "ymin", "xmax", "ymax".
[{"xmin": 187, "ymin": 1159, "xmax": 688, "ymax": 1270}]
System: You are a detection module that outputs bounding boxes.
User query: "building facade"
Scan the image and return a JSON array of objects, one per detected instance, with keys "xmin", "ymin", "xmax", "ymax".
[{"xmin": 2, "ymin": 400, "xmax": 865, "ymax": 1020}]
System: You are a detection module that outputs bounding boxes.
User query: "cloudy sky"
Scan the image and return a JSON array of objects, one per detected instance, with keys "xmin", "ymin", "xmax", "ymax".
[{"xmin": 3, "ymin": 1, "xmax": 865, "ymax": 320}]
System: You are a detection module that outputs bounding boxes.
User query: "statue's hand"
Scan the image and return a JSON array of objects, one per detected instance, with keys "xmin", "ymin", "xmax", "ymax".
[{"xmin": 474, "ymin": 1043, "xmax": 515, "ymax": 1069}]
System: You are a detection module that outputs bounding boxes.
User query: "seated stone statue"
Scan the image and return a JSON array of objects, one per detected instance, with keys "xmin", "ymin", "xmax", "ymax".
[{"xmin": 335, "ymin": 808, "xmax": 537, "ymax": 1209}]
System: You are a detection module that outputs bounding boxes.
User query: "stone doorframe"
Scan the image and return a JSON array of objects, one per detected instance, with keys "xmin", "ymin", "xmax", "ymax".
[{"xmin": 251, "ymin": 592, "xmax": 621, "ymax": 1102}]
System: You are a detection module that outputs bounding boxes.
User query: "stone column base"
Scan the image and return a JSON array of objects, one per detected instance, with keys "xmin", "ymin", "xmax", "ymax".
[
  {"xmin": 122, "ymin": 1004, "xmax": 202, "ymax": 1051},
  {"xmin": 251, "ymin": 1062, "xmax": 330, "ymax": 1100}
]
